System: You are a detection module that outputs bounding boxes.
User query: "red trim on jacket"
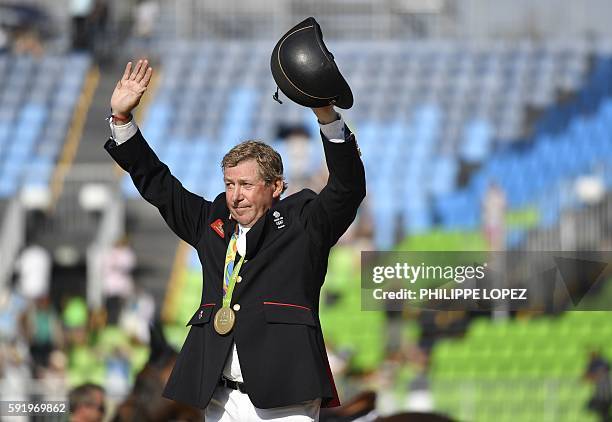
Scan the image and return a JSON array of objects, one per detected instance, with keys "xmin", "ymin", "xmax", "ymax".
[{"xmin": 201, "ymin": 303, "xmax": 215, "ymax": 307}]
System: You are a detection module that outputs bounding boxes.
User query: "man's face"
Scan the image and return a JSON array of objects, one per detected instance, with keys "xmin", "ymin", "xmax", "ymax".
[{"xmin": 224, "ymin": 159, "xmax": 282, "ymax": 228}]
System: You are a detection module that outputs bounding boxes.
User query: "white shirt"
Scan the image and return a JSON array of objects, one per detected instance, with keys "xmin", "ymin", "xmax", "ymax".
[
  {"xmin": 16, "ymin": 245, "xmax": 51, "ymax": 300},
  {"xmin": 222, "ymin": 224, "xmax": 249, "ymax": 382}
]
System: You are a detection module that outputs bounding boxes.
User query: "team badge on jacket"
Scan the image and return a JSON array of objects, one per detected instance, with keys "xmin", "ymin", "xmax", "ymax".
[
  {"xmin": 210, "ymin": 219, "xmax": 224, "ymax": 238},
  {"xmin": 273, "ymin": 211, "xmax": 285, "ymax": 229}
]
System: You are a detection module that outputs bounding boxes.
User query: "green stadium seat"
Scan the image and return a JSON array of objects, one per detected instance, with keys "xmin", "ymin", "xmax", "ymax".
[{"xmin": 430, "ymin": 312, "xmax": 612, "ymax": 420}]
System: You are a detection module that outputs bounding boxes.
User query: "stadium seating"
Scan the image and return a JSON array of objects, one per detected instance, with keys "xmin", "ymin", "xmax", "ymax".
[
  {"xmin": 0, "ymin": 54, "xmax": 90, "ymax": 197},
  {"xmin": 126, "ymin": 40, "xmax": 610, "ymax": 249},
  {"xmin": 430, "ymin": 312, "xmax": 611, "ymax": 421},
  {"xmin": 434, "ymin": 56, "xmax": 612, "ymax": 240}
]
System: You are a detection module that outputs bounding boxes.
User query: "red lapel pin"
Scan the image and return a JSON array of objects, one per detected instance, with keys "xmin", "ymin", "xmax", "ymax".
[{"xmin": 210, "ymin": 219, "xmax": 224, "ymax": 238}]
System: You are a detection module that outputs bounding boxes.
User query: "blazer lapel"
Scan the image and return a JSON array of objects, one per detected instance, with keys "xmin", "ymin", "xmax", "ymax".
[
  {"xmin": 223, "ymin": 214, "xmax": 238, "ymax": 242},
  {"xmin": 244, "ymin": 212, "xmax": 268, "ymax": 260}
]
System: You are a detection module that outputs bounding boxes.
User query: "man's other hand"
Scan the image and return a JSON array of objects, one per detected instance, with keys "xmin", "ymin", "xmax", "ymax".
[
  {"xmin": 312, "ymin": 105, "xmax": 339, "ymax": 125},
  {"xmin": 110, "ymin": 60, "xmax": 153, "ymax": 120}
]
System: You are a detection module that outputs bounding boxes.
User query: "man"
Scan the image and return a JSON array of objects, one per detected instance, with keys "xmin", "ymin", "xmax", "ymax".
[
  {"xmin": 68, "ymin": 383, "xmax": 106, "ymax": 422},
  {"xmin": 106, "ymin": 59, "xmax": 365, "ymax": 421}
]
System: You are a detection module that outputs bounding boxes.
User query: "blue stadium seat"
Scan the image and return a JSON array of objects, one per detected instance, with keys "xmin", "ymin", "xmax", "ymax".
[
  {"xmin": 460, "ymin": 119, "xmax": 492, "ymax": 163},
  {"xmin": 131, "ymin": 41, "xmax": 612, "ymax": 243}
]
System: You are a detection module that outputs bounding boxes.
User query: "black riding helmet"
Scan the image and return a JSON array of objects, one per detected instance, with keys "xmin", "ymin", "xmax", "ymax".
[{"xmin": 271, "ymin": 17, "xmax": 353, "ymax": 109}]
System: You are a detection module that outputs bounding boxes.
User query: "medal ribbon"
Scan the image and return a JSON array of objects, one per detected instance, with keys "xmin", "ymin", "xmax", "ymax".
[{"xmin": 222, "ymin": 232, "xmax": 245, "ymax": 308}]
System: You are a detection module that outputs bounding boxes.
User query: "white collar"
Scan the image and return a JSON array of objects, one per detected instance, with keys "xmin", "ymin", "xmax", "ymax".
[
  {"xmin": 236, "ymin": 224, "xmax": 250, "ymax": 257},
  {"xmin": 238, "ymin": 224, "xmax": 251, "ymax": 237}
]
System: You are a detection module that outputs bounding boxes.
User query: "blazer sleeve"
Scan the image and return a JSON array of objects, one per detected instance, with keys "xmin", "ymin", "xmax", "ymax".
[
  {"xmin": 105, "ymin": 130, "xmax": 211, "ymax": 247},
  {"xmin": 302, "ymin": 125, "xmax": 366, "ymax": 249}
]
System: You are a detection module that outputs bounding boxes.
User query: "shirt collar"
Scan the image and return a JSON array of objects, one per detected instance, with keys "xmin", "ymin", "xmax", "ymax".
[{"xmin": 238, "ymin": 224, "xmax": 251, "ymax": 237}]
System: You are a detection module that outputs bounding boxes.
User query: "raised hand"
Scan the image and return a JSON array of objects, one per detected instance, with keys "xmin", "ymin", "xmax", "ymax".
[
  {"xmin": 110, "ymin": 60, "xmax": 153, "ymax": 118},
  {"xmin": 311, "ymin": 105, "xmax": 339, "ymax": 124}
]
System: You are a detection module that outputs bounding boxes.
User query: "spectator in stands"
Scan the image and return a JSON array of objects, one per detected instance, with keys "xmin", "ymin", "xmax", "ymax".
[
  {"xmin": 132, "ymin": 0, "xmax": 159, "ymax": 57},
  {"xmin": 278, "ymin": 125, "xmax": 314, "ymax": 195},
  {"xmin": 482, "ymin": 182, "xmax": 506, "ymax": 251},
  {"xmin": 12, "ymin": 27, "xmax": 44, "ymax": 56},
  {"xmin": 119, "ymin": 283, "xmax": 155, "ymax": 344},
  {"xmin": 23, "ymin": 296, "xmax": 64, "ymax": 376},
  {"xmin": 91, "ymin": 0, "xmax": 109, "ymax": 43},
  {"xmin": 62, "ymin": 296, "xmax": 89, "ymax": 345},
  {"xmin": 0, "ymin": 285, "xmax": 28, "ymax": 343},
  {"xmin": 39, "ymin": 349, "xmax": 68, "ymax": 402},
  {"xmin": 69, "ymin": 383, "xmax": 106, "ymax": 422},
  {"xmin": 70, "ymin": 0, "xmax": 95, "ymax": 50},
  {"xmin": 0, "ymin": 27, "xmax": 10, "ymax": 54},
  {"xmin": 15, "ymin": 244, "xmax": 51, "ymax": 302},
  {"xmin": 102, "ymin": 237, "xmax": 136, "ymax": 325},
  {"xmin": 585, "ymin": 350, "xmax": 612, "ymax": 422},
  {"xmin": 104, "ymin": 345, "xmax": 131, "ymax": 400},
  {"xmin": 0, "ymin": 341, "xmax": 31, "ymax": 404},
  {"xmin": 406, "ymin": 369, "xmax": 434, "ymax": 413}
]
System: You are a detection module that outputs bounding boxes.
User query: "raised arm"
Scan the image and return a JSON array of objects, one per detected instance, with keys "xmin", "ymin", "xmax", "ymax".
[
  {"xmin": 105, "ymin": 60, "xmax": 211, "ymax": 247},
  {"xmin": 303, "ymin": 105, "xmax": 366, "ymax": 249}
]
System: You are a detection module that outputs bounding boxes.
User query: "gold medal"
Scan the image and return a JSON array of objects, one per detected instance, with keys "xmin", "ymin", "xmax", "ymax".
[{"xmin": 214, "ymin": 307, "xmax": 235, "ymax": 335}]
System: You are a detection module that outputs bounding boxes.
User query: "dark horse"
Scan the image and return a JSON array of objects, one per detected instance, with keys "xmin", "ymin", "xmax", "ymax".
[
  {"xmin": 111, "ymin": 323, "xmax": 203, "ymax": 422},
  {"xmin": 319, "ymin": 391, "xmax": 456, "ymax": 422}
]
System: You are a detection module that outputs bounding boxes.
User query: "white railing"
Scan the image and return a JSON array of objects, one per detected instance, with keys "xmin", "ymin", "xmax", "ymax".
[
  {"xmin": 158, "ymin": 0, "xmax": 449, "ymax": 40},
  {"xmin": 154, "ymin": 0, "xmax": 612, "ymax": 40},
  {"xmin": 86, "ymin": 188, "xmax": 125, "ymax": 309},
  {"xmin": 0, "ymin": 199, "xmax": 25, "ymax": 291},
  {"xmin": 523, "ymin": 161, "xmax": 612, "ymax": 252}
]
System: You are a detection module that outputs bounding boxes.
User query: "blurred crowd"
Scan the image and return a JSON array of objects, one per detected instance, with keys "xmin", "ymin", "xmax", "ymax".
[
  {"xmin": 0, "ymin": 0, "xmax": 160, "ymax": 60},
  {"xmin": 0, "ymin": 237, "xmax": 155, "ymax": 413},
  {"xmin": 0, "ymin": 3, "xmax": 48, "ymax": 56}
]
